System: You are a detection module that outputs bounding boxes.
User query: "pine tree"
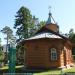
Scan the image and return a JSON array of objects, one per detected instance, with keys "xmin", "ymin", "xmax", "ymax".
[{"xmin": 14, "ymin": 6, "xmax": 33, "ymax": 41}]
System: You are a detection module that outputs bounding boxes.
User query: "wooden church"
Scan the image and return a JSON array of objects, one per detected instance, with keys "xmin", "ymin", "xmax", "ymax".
[{"xmin": 21, "ymin": 12, "xmax": 73, "ymax": 69}]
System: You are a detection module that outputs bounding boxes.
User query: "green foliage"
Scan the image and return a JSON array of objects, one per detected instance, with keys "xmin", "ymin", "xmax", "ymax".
[
  {"xmin": 14, "ymin": 6, "xmax": 46, "ymax": 42},
  {"xmin": 0, "ymin": 38, "xmax": 4, "ymax": 62},
  {"xmin": 1, "ymin": 26, "xmax": 16, "ymax": 45},
  {"xmin": 69, "ymin": 29, "xmax": 74, "ymax": 39},
  {"xmin": 14, "ymin": 6, "xmax": 33, "ymax": 40},
  {"xmin": 39, "ymin": 21, "xmax": 46, "ymax": 28},
  {"xmin": 0, "ymin": 38, "xmax": 1, "ymax": 44},
  {"xmin": 69, "ymin": 29, "xmax": 75, "ymax": 44},
  {"xmin": 1, "ymin": 26, "xmax": 13, "ymax": 35},
  {"xmin": 1, "ymin": 26, "xmax": 13, "ymax": 41},
  {"xmin": 0, "ymin": 38, "xmax": 1, "ymax": 50},
  {"xmin": 14, "ymin": 6, "xmax": 44, "ymax": 42},
  {"xmin": 1, "ymin": 26, "xmax": 16, "ymax": 63},
  {"xmin": 0, "ymin": 50, "xmax": 5, "ymax": 62},
  {"xmin": 28, "ymin": 16, "xmax": 39, "ymax": 37}
]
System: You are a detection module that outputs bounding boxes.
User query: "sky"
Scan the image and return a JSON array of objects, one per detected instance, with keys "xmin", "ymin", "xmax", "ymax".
[{"xmin": 0, "ymin": 0, "xmax": 75, "ymax": 44}]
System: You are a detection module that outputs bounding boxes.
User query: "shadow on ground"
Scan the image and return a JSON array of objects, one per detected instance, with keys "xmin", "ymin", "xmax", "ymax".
[
  {"xmin": 0, "ymin": 67, "xmax": 75, "ymax": 75},
  {"xmin": 0, "ymin": 67, "xmax": 61, "ymax": 74}
]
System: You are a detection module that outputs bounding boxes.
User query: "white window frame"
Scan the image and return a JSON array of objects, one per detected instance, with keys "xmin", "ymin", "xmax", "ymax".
[{"xmin": 51, "ymin": 48, "xmax": 57, "ymax": 61}]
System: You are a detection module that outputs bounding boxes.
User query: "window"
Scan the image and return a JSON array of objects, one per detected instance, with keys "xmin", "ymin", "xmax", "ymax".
[{"xmin": 51, "ymin": 48, "xmax": 57, "ymax": 61}]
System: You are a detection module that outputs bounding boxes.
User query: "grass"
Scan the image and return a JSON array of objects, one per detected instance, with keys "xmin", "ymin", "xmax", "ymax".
[
  {"xmin": 33, "ymin": 67, "xmax": 75, "ymax": 75},
  {"xmin": 33, "ymin": 69, "xmax": 61, "ymax": 75},
  {"xmin": 0, "ymin": 65, "xmax": 75, "ymax": 74},
  {"xmin": 64, "ymin": 67, "xmax": 75, "ymax": 73},
  {"xmin": 0, "ymin": 65, "xmax": 24, "ymax": 70}
]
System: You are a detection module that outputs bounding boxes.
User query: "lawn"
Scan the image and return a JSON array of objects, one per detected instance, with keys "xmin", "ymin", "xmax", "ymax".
[
  {"xmin": 33, "ymin": 69, "xmax": 61, "ymax": 75},
  {"xmin": 33, "ymin": 67, "xmax": 75, "ymax": 75},
  {"xmin": 64, "ymin": 67, "xmax": 75, "ymax": 73},
  {"xmin": 0, "ymin": 65, "xmax": 24, "ymax": 74},
  {"xmin": 0, "ymin": 65, "xmax": 24, "ymax": 70},
  {"xmin": 0, "ymin": 65, "xmax": 75, "ymax": 75}
]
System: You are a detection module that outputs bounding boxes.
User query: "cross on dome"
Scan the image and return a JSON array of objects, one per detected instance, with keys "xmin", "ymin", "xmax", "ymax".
[{"xmin": 46, "ymin": 6, "xmax": 56, "ymax": 24}]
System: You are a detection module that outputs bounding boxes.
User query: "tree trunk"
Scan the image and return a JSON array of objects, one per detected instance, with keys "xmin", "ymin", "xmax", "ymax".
[{"xmin": 6, "ymin": 34, "xmax": 8, "ymax": 64}]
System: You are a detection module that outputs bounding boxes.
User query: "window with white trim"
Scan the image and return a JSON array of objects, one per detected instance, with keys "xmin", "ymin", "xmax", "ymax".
[{"xmin": 51, "ymin": 48, "xmax": 57, "ymax": 61}]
